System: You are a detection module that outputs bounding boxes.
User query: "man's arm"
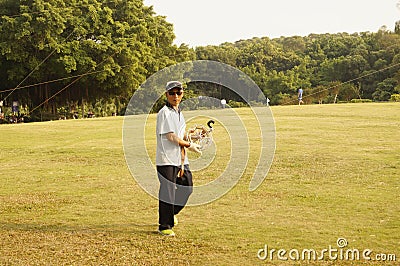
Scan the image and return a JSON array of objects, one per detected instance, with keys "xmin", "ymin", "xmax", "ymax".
[
  {"xmin": 166, "ymin": 132, "xmax": 190, "ymax": 148},
  {"xmin": 166, "ymin": 132, "xmax": 202, "ymax": 154}
]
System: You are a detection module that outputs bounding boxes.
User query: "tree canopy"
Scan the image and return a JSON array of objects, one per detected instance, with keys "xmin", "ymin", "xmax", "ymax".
[{"xmin": 0, "ymin": 0, "xmax": 194, "ymax": 120}]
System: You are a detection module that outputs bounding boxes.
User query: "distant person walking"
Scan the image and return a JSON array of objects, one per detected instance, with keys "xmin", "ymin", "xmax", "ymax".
[
  {"xmin": 221, "ymin": 98, "xmax": 226, "ymax": 109},
  {"xmin": 298, "ymin": 88, "xmax": 304, "ymax": 105}
]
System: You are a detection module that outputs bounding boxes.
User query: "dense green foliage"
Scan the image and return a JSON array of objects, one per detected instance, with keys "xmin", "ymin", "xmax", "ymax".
[
  {"xmin": 0, "ymin": 0, "xmax": 194, "ymax": 120},
  {"xmin": 196, "ymin": 30, "xmax": 400, "ymax": 105},
  {"xmin": 0, "ymin": 0, "xmax": 399, "ymax": 121}
]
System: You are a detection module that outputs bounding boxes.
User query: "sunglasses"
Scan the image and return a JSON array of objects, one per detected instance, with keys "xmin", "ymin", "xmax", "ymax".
[{"xmin": 168, "ymin": 91, "xmax": 183, "ymax": 96}]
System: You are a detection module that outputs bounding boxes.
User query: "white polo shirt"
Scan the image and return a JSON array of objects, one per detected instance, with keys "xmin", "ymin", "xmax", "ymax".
[{"xmin": 156, "ymin": 105, "xmax": 189, "ymax": 166}]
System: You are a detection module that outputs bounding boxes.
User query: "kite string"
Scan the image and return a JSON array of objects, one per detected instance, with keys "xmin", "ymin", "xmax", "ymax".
[
  {"xmin": 3, "ymin": 28, "xmax": 78, "ymax": 102},
  {"xmin": 0, "ymin": 64, "xmax": 133, "ymax": 94},
  {"xmin": 1, "ymin": 0, "xmax": 120, "ymax": 101},
  {"xmin": 29, "ymin": 50, "xmax": 120, "ymax": 115},
  {"xmin": 283, "ymin": 62, "xmax": 400, "ymax": 105}
]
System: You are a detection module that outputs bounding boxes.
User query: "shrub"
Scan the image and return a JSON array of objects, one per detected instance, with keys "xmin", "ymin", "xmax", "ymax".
[
  {"xmin": 390, "ymin": 94, "xmax": 400, "ymax": 102},
  {"xmin": 350, "ymin": 99, "xmax": 373, "ymax": 103},
  {"xmin": 228, "ymin": 100, "xmax": 248, "ymax": 108}
]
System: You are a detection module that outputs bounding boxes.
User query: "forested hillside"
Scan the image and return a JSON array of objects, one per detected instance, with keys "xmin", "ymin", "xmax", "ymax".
[
  {"xmin": 196, "ymin": 28, "xmax": 400, "ymax": 105},
  {"xmin": 0, "ymin": 0, "xmax": 399, "ymax": 121}
]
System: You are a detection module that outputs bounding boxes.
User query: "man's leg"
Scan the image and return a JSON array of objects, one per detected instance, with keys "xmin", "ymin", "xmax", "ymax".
[
  {"xmin": 157, "ymin": 166, "xmax": 179, "ymax": 230},
  {"xmin": 174, "ymin": 165, "xmax": 193, "ymax": 215}
]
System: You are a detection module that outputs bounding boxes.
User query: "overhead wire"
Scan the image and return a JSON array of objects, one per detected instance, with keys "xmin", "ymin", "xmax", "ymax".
[
  {"xmin": 283, "ymin": 61, "xmax": 400, "ymax": 105},
  {"xmin": 29, "ymin": 50, "xmax": 122, "ymax": 114},
  {"xmin": 0, "ymin": 0, "xmax": 132, "ymax": 103},
  {"xmin": 0, "ymin": 64, "xmax": 135, "ymax": 94},
  {"xmin": 2, "ymin": 8, "xmax": 80, "ymax": 102}
]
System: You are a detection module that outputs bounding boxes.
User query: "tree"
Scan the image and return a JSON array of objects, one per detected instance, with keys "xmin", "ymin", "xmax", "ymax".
[
  {"xmin": 0, "ymin": 0, "xmax": 191, "ymax": 117},
  {"xmin": 372, "ymin": 78, "xmax": 399, "ymax": 101},
  {"xmin": 339, "ymin": 83, "xmax": 359, "ymax": 102},
  {"xmin": 310, "ymin": 85, "xmax": 329, "ymax": 104}
]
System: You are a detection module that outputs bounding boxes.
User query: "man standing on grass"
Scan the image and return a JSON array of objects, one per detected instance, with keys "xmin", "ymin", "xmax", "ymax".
[{"xmin": 156, "ymin": 81, "xmax": 202, "ymax": 236}]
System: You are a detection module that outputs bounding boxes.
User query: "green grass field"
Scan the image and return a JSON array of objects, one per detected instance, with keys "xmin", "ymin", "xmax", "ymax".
[{"xmin": 1, "ymin": 103, "xmax": 399, "ymax": 265}]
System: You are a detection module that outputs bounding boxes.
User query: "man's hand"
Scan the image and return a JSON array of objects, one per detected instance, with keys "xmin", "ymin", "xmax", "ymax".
[{"xmin": 187, "ymin": 143, "xmax": 202, "ymax": 154}]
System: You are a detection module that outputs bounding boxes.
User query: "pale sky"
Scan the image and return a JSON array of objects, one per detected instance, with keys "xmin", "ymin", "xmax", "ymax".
[{"xmin": 143, "ymin": 0, "xmax": 400, "ymax": 47}]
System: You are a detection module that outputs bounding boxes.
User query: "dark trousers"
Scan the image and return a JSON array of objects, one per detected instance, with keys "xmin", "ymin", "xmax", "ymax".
[{"xmin": 157, "ymin": 165, "xmax": 193, "ymax": 231}]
